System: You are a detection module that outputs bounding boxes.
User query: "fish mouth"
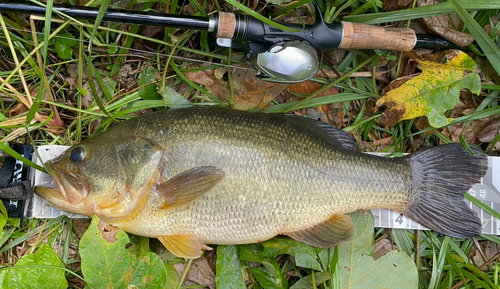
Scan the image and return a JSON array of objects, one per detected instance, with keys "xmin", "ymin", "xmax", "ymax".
[{"xmin": 36, "ymin": 162, "xmax": 90, "ymax": 205}]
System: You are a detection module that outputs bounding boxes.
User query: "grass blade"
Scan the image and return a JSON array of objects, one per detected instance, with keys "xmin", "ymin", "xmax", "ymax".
[
  {"xmin": 465, "ymin": 193, "xmax": 500, "ymax": 221},
  {"xmin": 223, "ymin": 0, "xmax": 301, "ymax": 32},
  {"xmin": 344, "ymin": 1, "xmax": 500, "ymax": 24},
  {"xmin": 0, "ymin": 142, "xmax": 46, "ymax": 172},
  {"xmin": 41, "ymin": 0, "xmax": 53, "ymax": 60},
  {"xmin": 89, "ymin": 0, "xmax": 111, "ymax": 51},
  {"xmin": 449, "ymin": 0, "xmax": 500, "ymax": 78}
]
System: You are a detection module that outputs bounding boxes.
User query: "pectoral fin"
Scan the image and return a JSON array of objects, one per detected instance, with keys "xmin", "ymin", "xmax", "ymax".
[
  {"xmin": 158, "ymin": 235, "xmax": 207, "ymax": 259},
  {"xmin": 285, "ymin": 214, "xmax": 354, "ymax": 248},
  {"xmin": 157, "ymin": 166, "xmax": 224, "ymax": 209}
]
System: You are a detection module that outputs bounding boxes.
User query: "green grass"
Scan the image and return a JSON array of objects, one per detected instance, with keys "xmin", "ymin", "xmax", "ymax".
[{"xmin": 0, "ymin": 0, "xmax": 499, "ymax": 288}]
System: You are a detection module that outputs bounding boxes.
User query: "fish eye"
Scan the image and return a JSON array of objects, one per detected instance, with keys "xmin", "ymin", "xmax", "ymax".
[{"xmin": 69, "ymin": 146, "xmax": 87, "ymax": 163}]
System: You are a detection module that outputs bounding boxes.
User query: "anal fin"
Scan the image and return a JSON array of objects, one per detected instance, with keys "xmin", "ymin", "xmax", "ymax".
[
  {"xmin": 285, "ymin": 214, "xmax": 354, "ymax": 248},
  {"xmin": 158, "ymin": 235, "xmax": 208, "ymax": 259}
]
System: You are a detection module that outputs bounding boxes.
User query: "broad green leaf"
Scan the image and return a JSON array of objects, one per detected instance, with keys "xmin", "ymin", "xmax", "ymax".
[
  {"xmin": 289, "ymin": 272, "xmax": 333, "ymax": 289},
  {"xmin": 130, "ymin": 253, "xmax": 167, "ymax": 289},
  {"xmin": 0, "ymin": 243, "xmax": 68, "ymax": 289},
  {"xmin": 237, "ymin": 245, "xmax": 288, "ymax": 288},
  {"xmin": 0, "ymin": 113, "xmax": 5, "ymax": 121},
  {"xmin": 338, "ymin": 212, "xmax": 418, "ymax": 288},
  {"xmin": 54, "ymin": 33, "xmax": 77, "ymax": 60},
  {"xmin": 139, "ymin": 66, "xmax": 161, "ymax": 101},
  {"xmin": 80, "ymin": 216, "xmax": 134, "ymax": 288},
  {"xmin": 260, "ymin": 237, "xmax": 323, "ymax": 271},
  {"xmin": 80, "ymin": 216, "xmax": 167, "ymax": 289},
  {"xmin": 162, "ymin": 86, "xmax": 192, "ymax": 109},
  {"xmin": 376, "ymin": 51, "xmax": 480, "ymax": 127},
  {"xmin": 216, "ymin": 245, "xmax": 246, "ymax": 289},
  {"xmin": 249, "ymin": 266, "xmax": 286, "ymax": 289},
  {"xmin": 164, "ymin": 264, "xmax": 180, "ymax": 289}
]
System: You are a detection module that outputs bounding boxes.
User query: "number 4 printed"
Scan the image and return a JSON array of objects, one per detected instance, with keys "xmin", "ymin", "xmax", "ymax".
[{"xmin": 393, "ymin": 211, "xmax": 407, "ymax": 228}]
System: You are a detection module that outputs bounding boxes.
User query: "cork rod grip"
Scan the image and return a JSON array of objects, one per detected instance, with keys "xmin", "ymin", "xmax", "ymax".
[
  {"xmin": 215, "ymin": 12, "xmax": 236, "ymax": 39},
  {"xmin": 339, "ymin": 22, "xmax": 416, "ymax": 52}
]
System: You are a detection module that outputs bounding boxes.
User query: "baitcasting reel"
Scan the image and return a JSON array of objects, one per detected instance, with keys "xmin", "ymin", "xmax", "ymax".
[
  {"xmin": 217, "ymin": 39, "xmax": 319, "ymax": 83},
  {"xmin": 243, "ymin": 42, "xmax": 319, "ymax": 83}
]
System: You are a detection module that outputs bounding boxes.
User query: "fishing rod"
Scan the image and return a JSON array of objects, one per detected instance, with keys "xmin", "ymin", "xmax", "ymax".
[{"xmin": 0, "ymin": 1, "xmax": 455, "ymax": 83}]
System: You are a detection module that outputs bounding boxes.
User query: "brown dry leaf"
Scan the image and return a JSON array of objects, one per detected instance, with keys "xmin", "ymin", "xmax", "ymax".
[
  {"xmin": 288, "ymin": 80, "xmax": 323, "ymax": 94},
  {"xmin": 374, "ymin": 238, "xmax": 395, "ymax": 260},
  {"xmin": 472, "ymin": 241, "xmax": 500, "ymax": 268},
  {"xmin": 73, "ymin": 218, "xmax": 92, "ymax": 239},
  {"xmin": 185, "ymin": 64, "xmax": 288, "ymax": 110},
  {"xmin": 174, "ymin": 257, "xmax": 216, "ymax": 289},
  {"xmin": 323, "ymin": 49, "xmax": 347, "ymax": 66},
  {"xmin": 285, "ymin": 80, "xmax": 341, "ymax": 125},
  {"xmin": 359, "ymin": 137, "xmax": 394, "ymax": 153},
  {"xmin": 417, "ymin": 0, "xmax": 474, "ymax": 47},
  {"xmin": 440, "ymin": 107, "xmax": 488, "ymax": 144},
  {"xmin": 478, "ymin": 117, "xmax": 500, "ymax": 152},
  {"xmin": 383, "ymin": 0, "xmax": 400, "ymax": 12},
  {"xmin": 414, "ymin": 117, "xmax": 438, "ymax": 135},
  {"xmin": 324, "ymin": 102, "xmax": 344, "ymax": 128},
  {"xmin": 397, "ymin": 0, "xmax": 414, "ymax": 6},
  {"xmin": 97, "ymin": 219, "xmax": 120, "ymax": 243}
]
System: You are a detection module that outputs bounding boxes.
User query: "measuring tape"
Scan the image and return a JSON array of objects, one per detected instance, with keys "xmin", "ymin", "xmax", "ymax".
[{"xmin": 28, "ymin": 145, "xmax": 500, "ymax": 235}]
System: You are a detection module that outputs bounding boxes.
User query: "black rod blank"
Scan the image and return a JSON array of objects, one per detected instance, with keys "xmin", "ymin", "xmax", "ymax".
[{"xmin": 0, "ymin": 0, "xmax": 211, "ymax": 30}]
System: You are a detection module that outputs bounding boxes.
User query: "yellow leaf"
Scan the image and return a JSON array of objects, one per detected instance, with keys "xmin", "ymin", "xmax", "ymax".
[{"xmin": 376, "ymin": 50, "xmax": 481, "ymax": 128}]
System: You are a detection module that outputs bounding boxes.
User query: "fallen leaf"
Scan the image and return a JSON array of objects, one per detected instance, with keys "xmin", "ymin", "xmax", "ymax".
[
  {"xmin": 359, "ymin": 137, "xmax": 394, "ymax": 153},
  {"xmin": 374, "ymin": 238, "xmax": 396, "ymax": 260},
  {"xmin": 376, "ymin": 50, "xmax": 481, "ymax": 128},
  {"xmin": 97, "ymin": 219, "xmax": 120, "ymax": 243},
  {"xmin": 185, "ymin": 64, "xmax": 288, "ymax": 110},
  {"xmin": 174, "ymin": 257, "xmax": 216, "ymax": 289},
  {"xmin": 288, "ymin": 80, "xmax": 323, "ymax": 94},
  {"xmin": 418, "ymin": 0, "xmax": 474, "ymax": 47},
  {"xmin": 472, "ymin": 241, "xmax": 500, "ymax": 268},
  {"xmin": 478, "ymin": 117, "xmax": 500, "ymax": 152},
  {"xmin": 381, "ymin": 73, "xmax": 419, "ymax": 95},
  {"xmin": 397, "ymin": 0, "xmax": 414, "ymax": 6},
  {"xmin": 440, "ymin": 108, "xmax": 486, "ymax": 144}
]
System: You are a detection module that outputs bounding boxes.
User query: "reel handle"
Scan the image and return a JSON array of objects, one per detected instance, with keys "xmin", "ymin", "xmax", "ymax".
[
  {"xmin": 215, "ymin": 12, "xmax": 416, "ymax": 52},
  {"xmin": 338, "ymin": 22, "xmax": 416, "ymax": 52}
]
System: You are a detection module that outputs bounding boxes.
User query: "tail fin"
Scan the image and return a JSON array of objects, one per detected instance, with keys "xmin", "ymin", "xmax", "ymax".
[{"xmin": 405, "ymin": 144, "xmax": 487, "ymax": 238}]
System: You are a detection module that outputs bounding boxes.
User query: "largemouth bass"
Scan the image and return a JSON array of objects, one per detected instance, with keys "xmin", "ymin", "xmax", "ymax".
[{"xmin": 36, "ymin": 107, "xmax": 487, "ymax": 258}]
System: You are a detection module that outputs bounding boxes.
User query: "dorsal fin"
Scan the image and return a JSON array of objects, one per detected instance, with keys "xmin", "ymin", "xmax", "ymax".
[{"xmin": 285, "ymin": 114, "xmax": 358, "ymax": 151}]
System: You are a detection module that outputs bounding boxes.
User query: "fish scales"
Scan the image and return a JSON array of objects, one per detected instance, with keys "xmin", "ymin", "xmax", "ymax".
[
  {"xmin": 111, "ymin": 108, "xmax": 412, "ymax": 243},
  {"xmin": 36, "ymin": 107, "xmax": 486, "ymax": 258}
]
